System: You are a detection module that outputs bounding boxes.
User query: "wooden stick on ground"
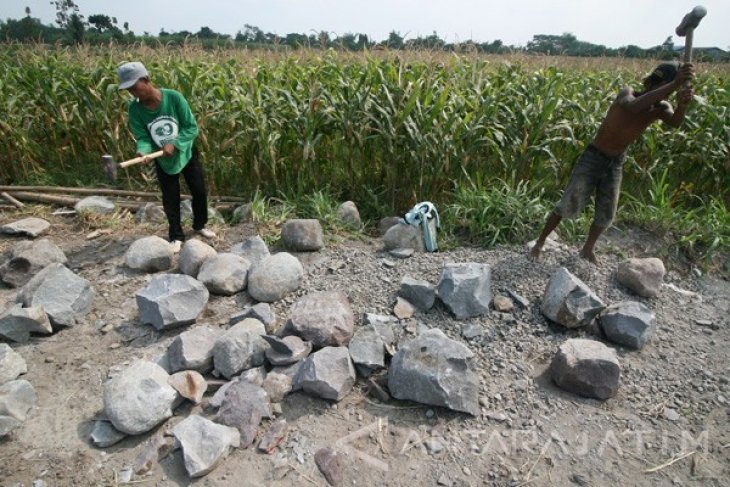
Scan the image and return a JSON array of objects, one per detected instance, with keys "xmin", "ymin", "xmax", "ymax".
[
  {"xmin": 0, "ymin": 191, "xmax": 24, "ymax": 208},
  {"xmin": 643, "ymin": 451, "xmax": 696, "ymax": 474},
  {"xmin": 0, "ymin": 185, "xmax": 246, "ymax": 202}
]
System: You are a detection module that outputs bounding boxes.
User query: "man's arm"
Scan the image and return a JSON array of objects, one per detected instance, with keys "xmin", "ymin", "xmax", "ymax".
[
  {"xmin": 617, "ymin": 64, "xmax": 694, "ymax": 114},
  {"xmin": 658, "ymin": 85, "xmax": 694, "ymax": 128}
]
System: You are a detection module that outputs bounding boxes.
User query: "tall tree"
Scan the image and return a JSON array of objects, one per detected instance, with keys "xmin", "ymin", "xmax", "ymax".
[{"xmin": 50, "ymin": 0, "xmax": 85, "ymax": 43}]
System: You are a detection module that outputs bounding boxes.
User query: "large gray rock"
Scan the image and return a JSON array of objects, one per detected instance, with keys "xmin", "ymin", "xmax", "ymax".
[
  {"xmin": 0, "ymin": 238, "xmax": 67, "ymax": 288},
  {"xmin": 135, "ymin": 202, "xmax": 166, "ymax": 224},
  {"xmin": 0, "ymin": 304, "xmax": 52, "ymax": 343},
  {"xmin": 0, "ymin": 344, "xmax": 27, "ymax": 385},
  {"xmin": 599, "ymin": 301, "xmax": 656, "ymax": 350},
  {"xmin": 216, "ymin": 381, "xmax": 270, "ymax": 447},
  {"xmin": 75, "ymin": 196, "xmax": 115, "ymax": 214},
  {"xmin": 0, "ymin": 379, "xmax": 37, "ymax": 437},
  {"xmin": 135, "ymin": 274, "xmax": 209, "ymax": 330},
  {"xmin": 383, "ymin": 223, "xmax": 424, "ymax": 251},
  {"xmin": 173, "ymin": 415, "xmax": 240, "ymax": 478},
  {"xmin": 388, "ymin": 329, "xmax": 479, "ymax": 415},
  {"xmin": 125, "ymin": 236, "xmax": 173, "ymax": 272},
  {"xmin": 1, "ymin": 217, "xmax": 50, "ymax": 238},
  {"xmin": 399, "ymin": 276, "xmax": 436, "ymax": 312},
  {"xmin": 167, "ymin": 325, "xmax": 223, "ymax": 373},
  {"xmin": 212, "ymin": 319, "xmax": 267, "ymax": 379},
  {"xmin": 281, "ymin": 219, "xmax": 324, "ymax": 251},
  {"xmin": 287, "ymin": 291, "xmax": 355, "ymax": 347},
  {"xmin": 16, "ymin": 263, "xmax": 94, "ymax": 328},
  {"xmin": 197, "ymin": 253, "xmax": 251, "ymax": 296},
  {"xmin": 437, "ymin": 263, "xmax": 492, "ymax": 319},
  {"xmin": 229, "ymin": 236, "xmax": 270, "ymax": 266},
  {"xmin": 103, "ymin": 361, "xmax": 179, "ymax": 435},
  {"xmin": 617, "ymin": 258, "xmax": 666, "ymax": 298},
  {"xmin": 377, "ymin": 217, "xmax": 401, "ymax": 236},
  {"xmin": 348, "ymin": 324, "xmax": 386, "ymax": 377},
  {"xmin": 298, "ymin": 346, "xmax": 356, "ymax": 402},
  {"xmin": 231, "ymin": 203, "xmax": 253, "ymax": 224},
  {"xmin": 179, "ymin": 239, "xmax": 217, "ymax": 277},
  {"xmin": 550, "ymin": 339, "xmax": 620, "ymax": 400},
  {"xmin": 541, "ymin": 267, "xmax": 605, "ymax": 328},
  {"xmin": 337, "ymin": 201, "xmax": 362, "ymax": 229},
  {"xmin": 247, "ymin": 252, "xmax": 304, "ymax": 302}
]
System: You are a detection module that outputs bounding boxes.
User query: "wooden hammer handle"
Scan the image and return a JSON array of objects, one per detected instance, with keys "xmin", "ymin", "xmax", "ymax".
[
  {"xmin": 683, "ymin": 29, "xmax": 694, "ymax": 64},
  {"xmin": 119, "ymin": 150, "xmax": 165, "ymax": 168}
]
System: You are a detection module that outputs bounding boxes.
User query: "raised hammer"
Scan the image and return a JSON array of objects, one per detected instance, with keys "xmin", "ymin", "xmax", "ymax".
[{"xmin": 675, "ymin": 5, "xmax": 707, "ymax": 63}]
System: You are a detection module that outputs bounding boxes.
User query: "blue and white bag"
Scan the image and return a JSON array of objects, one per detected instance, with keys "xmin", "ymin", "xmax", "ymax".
[{"xmin": 403, "ymin": 201, "xmax": 440, "ymax": 252}]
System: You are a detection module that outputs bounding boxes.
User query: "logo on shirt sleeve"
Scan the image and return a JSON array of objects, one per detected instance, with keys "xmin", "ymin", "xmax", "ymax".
[{"xmin": 148, "ymin": 116, "xmax": 179, "ymax": 147}]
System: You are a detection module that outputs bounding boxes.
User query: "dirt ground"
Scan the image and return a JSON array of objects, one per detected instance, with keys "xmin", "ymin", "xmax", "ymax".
[{"xmin": 0, "ymin": 206, "xmax": 728, "ymax": 487}]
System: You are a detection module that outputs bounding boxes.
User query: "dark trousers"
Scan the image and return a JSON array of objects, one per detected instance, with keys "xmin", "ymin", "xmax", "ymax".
[{"xmin": 155, "ymin": 147, "xmax": 208, "ymax": 242}]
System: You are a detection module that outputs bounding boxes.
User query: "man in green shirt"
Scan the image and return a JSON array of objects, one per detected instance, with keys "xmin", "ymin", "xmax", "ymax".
[{"xmin": 117, "ymin": 61, "xmax": 215, "ymax": 252}]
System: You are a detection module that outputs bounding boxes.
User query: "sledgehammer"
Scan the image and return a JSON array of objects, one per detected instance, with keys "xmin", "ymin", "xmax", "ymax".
[
  {"xmin": 101, "ymin": 150, "xmax": 163, "ymax": 183},
  {"xmin": 676, "ymin": 5, "xmax": 707, "ymax": 63}
]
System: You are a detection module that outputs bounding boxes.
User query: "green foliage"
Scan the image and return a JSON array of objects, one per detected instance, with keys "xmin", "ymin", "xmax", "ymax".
[{"xmin": 445, "ymin": 176, "xmax": 548, "ymax": 246}]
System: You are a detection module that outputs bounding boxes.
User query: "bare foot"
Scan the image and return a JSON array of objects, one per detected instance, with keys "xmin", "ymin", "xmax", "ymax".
[
  {"xmin": 529, "ymin": 243, "xmax": 542, "ymax": 261},
  {"xmin": 579, "ymin": 249, "xmax": 598, "ymax": 265}
]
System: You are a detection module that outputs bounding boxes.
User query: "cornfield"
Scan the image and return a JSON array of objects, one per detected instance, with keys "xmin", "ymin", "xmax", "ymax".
[{"xmin": 0, "ymin": 44, "xmax": 728, "ymax": 217}]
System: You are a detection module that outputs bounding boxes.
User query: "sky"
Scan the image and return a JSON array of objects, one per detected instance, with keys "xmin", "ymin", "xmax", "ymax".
[{"xmin": 1, "ymin": 0, "xmax": 728, "ymax": 49}]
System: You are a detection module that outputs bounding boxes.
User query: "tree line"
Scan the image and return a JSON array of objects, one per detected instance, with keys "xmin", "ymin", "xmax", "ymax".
[{"xmin": 1, "ymin": 2, "xmax": 727, "ymax": 62}]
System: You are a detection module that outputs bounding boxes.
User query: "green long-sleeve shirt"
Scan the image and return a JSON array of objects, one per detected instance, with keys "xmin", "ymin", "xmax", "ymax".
[{"xmin": 128, "ymin": 88, "xmax": 199, "ymax": 175}]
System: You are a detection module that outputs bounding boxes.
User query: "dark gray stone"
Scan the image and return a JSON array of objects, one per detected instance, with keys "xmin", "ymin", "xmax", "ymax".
[
  {"xmin": 173, "ymin": 415, "xmax": 240, "ymax": 477},
  {"xmin": 167, "ymin": 325, "xmax": 222, "ymax": 373},
  {"xmin": 437, "ymin": 263, "xmax": 492, "ymax": 319},
  {"xmin": 0, "ymin": 344, "xmax": 27, "ymax": 384},
  {"xmin": 399, "ymin": 276, "xmax": 436, "ymax": 312},
  {"xmin": 103, "ymin": 361, "xmax": 180, "ymax": 435},
  {"xmin": 212, "ymin": 318, "xmax": 267, "ymax": 379},
  {"xmin": 281, "ymin": 219, "xmax": 324, "ymax": 251},
  {"xmin": 216, "ymin": 381, "xmax": 270, "ymax": 447},
  {"xmin": 599, "ymin": 301, "xmax": 656, "ymax": 350},
  {"xmin": 348, "ymin": 324, "xmax": 385, "ymax": 377},
  {"xmin": 230, "ymin": 303, "xmax": 276, "ymax": 333},
  {"xmin": 229, "ymin": 235, "xmax": 270, "ymax": 266},
  {"xmin": 542, "ymin": 267, "xmax": 605, "ymax": 328},
  {"xmin": 299, "ymin": 346, "xmax": 356, "ymax": 402},
  {"xmin": 0, "ymin": 304, "xmax": 52, "ymax": 342},
  {"xmin": 179, "ymin": 239, "xmax": 217, "ymax": 277},
  {"xmin": 388, "ymin": 329, "xmax": 479, "ymax": 415},
  {"xmin": 197, "ymin": 253, "xmax": 251, "ymax": 296},
  {"xmin": 0, "ymin": 238, "xmax": 67, "ymax": 288},
  {"xmin": 550, "ymin": 338, "xmax": 620, "ymax": 400},
  {"xmin": 383, "ymin": 223, "xmax": 424, "ymax": 252},
  {"xmin": 0, "ymin": 217, "xmax": 50, "ymax": 238},
  {"xmin": 135, "ymin": 274, "xmax": 209, "ymax": 330},
  {"xmin": 287, "ymin": 291, "xmax": 355, "ymax": 347},
  {"xmin": 124, "ymin": 236, "xmax": 173, "ymax": 272},
  {"xmin": 247, "ymin": 252, "xmax": 304, "ymax": 303},
  {"xmin": 16, "ymin": 263, "xmax": 94, "ymax": 328}
]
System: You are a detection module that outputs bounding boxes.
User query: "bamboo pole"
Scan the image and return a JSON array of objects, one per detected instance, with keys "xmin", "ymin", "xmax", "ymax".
[
  {"xmin": 4, "ymin": 191, "xmax": 234, "ymax": 210},
  {"xmin": 0, "ymin": 185, "xmax": 246, "ymax": 202},
  {"xmin": 1, "ymin": 192, "xmax": 25, "ymax": 208}
]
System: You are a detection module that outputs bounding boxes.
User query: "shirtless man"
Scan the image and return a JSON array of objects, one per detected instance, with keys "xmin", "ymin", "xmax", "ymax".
[{"xmin": 530, "ymin": 61, "xmax": 694, "ymax": 264}]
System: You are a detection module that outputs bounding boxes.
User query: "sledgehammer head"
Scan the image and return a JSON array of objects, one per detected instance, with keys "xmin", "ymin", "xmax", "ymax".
[
  {"xmin": 676, "ymin": 5, "xmax": 707, "ymax": 36},
  {"xmin": 101, "ymin": 154, "xmax": 117, "ymax": 183}
]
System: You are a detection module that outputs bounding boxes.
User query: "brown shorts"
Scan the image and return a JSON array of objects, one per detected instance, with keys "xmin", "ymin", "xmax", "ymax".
[{"xmin": 554, "ymin": 144, "xmax": 625, "ymax": 227}]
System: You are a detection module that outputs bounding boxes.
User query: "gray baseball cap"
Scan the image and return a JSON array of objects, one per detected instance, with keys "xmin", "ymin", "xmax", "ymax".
[{"xmin": 117, "ymin": 61, "xmax": 149, "ymax": 90}]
